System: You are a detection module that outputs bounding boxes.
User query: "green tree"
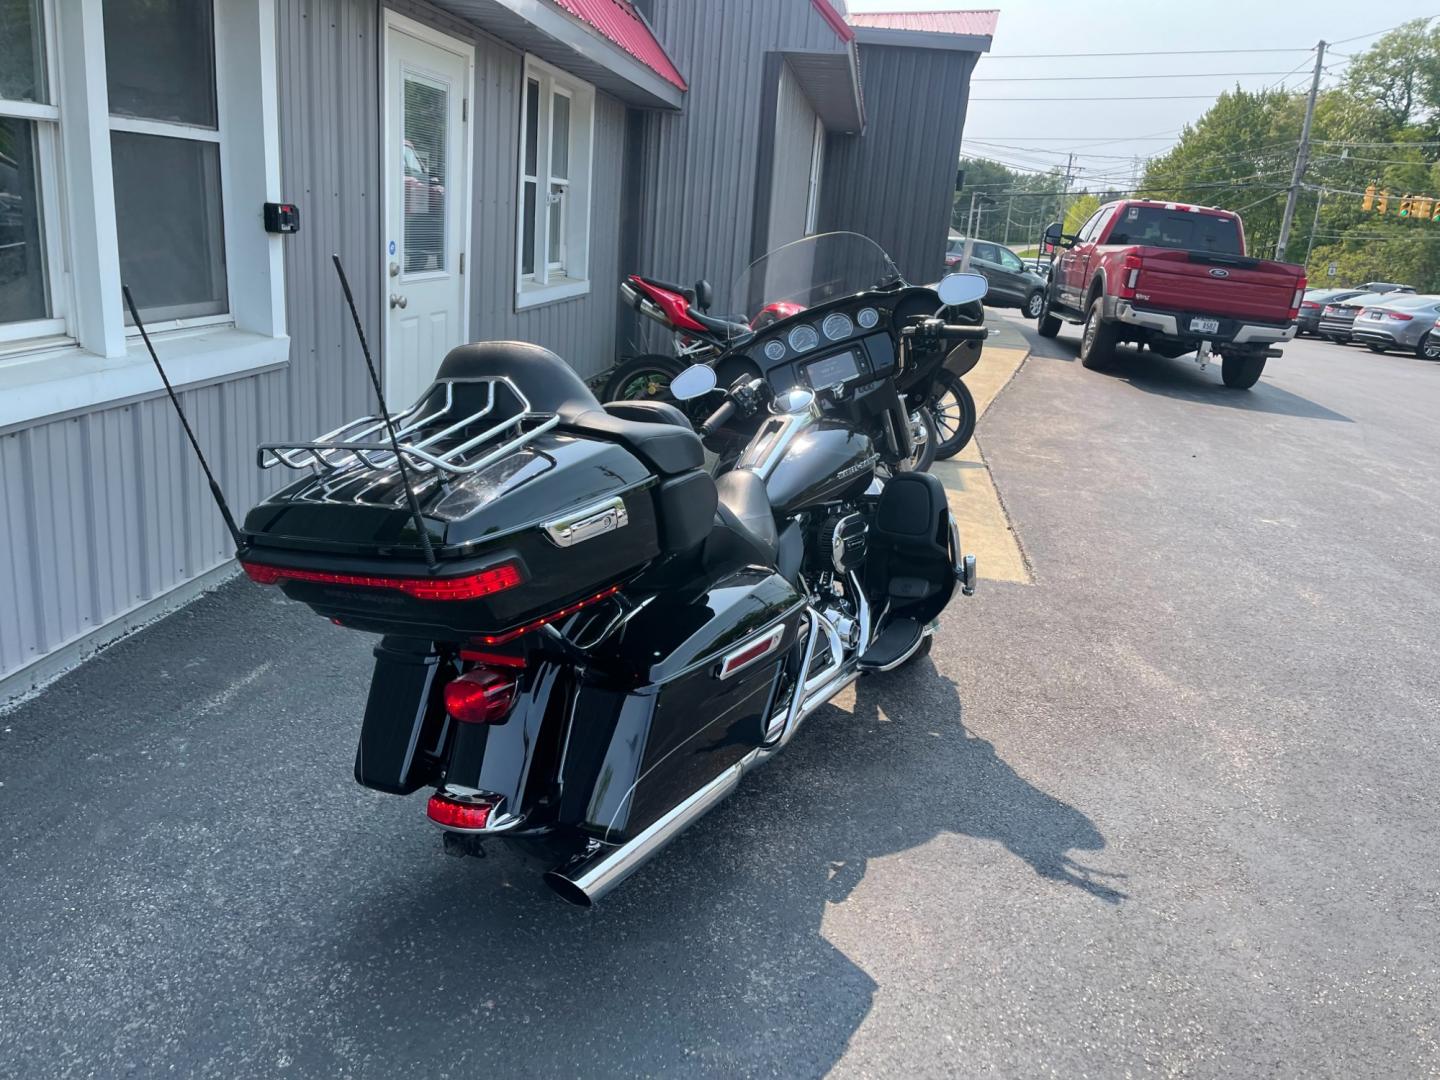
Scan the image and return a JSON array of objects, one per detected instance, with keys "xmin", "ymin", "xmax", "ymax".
[{"xmin": 1064, "ymin": 194, "xmax": 1101, "ymax": 234}]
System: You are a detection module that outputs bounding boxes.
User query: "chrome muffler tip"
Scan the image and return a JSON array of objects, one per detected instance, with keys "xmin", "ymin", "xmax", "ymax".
[{"xmin": 961, "ymin": 553, "xmax": 977, "ymax": 596}]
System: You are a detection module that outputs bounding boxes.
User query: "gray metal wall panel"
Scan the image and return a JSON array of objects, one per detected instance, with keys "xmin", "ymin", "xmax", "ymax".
[
  {"xmin": 630, "ymin": 0, "xmax": 849, "ymax": 315},
  {"xmin": 766, "ymin": 61, "xmax": 819, "ymax": 253},
  {"xmin": 1, "ymin": 0, "xmax": 630, "ymax": 687},
  {"xmin": 819, "ymin": 44, "xmax": 976, "ymax": 284}
]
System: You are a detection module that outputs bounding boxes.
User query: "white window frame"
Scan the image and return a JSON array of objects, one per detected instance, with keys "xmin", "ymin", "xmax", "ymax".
[
  {"xmin": 516, "ymin": 55, "xmax": 594, "ymax": 310},
  {"xmin": 0, "ymin": 0, "xmax": 289, "ymax": 432},
  {"xmin": 0, "ymin": 4, "xmax": 68, "ymax": 346}
]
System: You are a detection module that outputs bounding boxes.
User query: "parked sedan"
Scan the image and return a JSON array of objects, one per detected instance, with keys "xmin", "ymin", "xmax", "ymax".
[
  {"xmin": 1296, "ymin": 287, "xmax": 1364, "ymax": 335},
  {"xmin": 1317, "ymin": 292, "xmax": 1402, "ymax": 342},
  {"xmin": 945, "ymin": 236, "xmax": 1047, "ymax": 317},
  {"xmin": 1347, "ymin": 294, "xmax": 1440, "ymax": 358}
]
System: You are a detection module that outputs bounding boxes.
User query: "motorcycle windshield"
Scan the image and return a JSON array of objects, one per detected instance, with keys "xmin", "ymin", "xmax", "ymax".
[{"xmin": 731, "ymin": 232, "xmax": 903, "ymax": 324}]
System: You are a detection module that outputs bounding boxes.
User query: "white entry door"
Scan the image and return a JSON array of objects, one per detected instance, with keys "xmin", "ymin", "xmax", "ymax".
[{"xmin": 383, "ymin": 14, "xmax": 472, "ymax": 407}]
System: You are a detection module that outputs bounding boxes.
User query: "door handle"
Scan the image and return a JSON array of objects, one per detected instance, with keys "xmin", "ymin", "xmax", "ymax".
[{"xmin": 389, "ymin": 293, "xmax": 408, "ymax": 309}]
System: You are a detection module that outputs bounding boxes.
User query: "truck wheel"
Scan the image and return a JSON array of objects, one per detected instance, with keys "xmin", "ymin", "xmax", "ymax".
[
  {"xmin": 1221, "ymin": 354, "xmax": 1266, "ymax": 389},
  {"xmin": 1078, "ymin": 298, "xmax": 1117, "ymax": 370},
  {"xmin": 1418, "ymin": 333, "xmax": 1440, "ymax": 360},
  {"xmin": 1024, "ymin": 290, "xmax": 1045, "ymax": 319},
  {"xmin": 1036, "ymin": 289, "xmax": 1062, "ymax": 338}
]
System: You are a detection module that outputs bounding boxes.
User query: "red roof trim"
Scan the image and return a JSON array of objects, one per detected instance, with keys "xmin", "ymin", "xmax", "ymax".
[
  {"xmin": 550, "ymin": 0, "xmax": 688, "ymax": 90},
  {"xmin": 810, "ymin": 0, "xmax": 855, "ymax": 42}
]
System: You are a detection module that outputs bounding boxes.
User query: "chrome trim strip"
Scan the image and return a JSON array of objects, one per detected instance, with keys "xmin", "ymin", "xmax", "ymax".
[{"xmin": 543, "ymin": 496, "xmax": 629, "ymax": 548}]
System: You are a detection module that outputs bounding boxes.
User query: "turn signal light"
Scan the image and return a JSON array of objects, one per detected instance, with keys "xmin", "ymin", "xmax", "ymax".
[
  {"xmin": 426, "ymin": 793, "xmax": 495, "ymax": 830},
  {"xmin": 240, "ymin": 560, "xmax": 524, "ymax": 600},
  {"xmin": 443, "ymin": 668, "xmax": 518, "ymax": 724}
]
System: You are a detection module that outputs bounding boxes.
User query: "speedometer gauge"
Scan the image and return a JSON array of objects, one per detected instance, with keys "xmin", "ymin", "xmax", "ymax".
[
  {"xmin": 787, "ymin": 324, "xmax": 820, "ymax": 353},
  {"xmin": 763, "ymin": 339, "xmax": 786, "ymax": 362},
  {"xmin": 856, "ymin": 307, "xmax": 879, "ymax": 329},
  {"xmin": 822, "ymin": 312, "xmax": 853, "ymax": 341}
]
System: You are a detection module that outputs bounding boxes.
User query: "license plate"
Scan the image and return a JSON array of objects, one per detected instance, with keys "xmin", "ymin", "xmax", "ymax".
[
  {"xmin": 1189, "ymin": 317, "xmax": 1220, "ymax": 334},
  {"xmin": 1367, "ymin": 312, "xmax": 1385, "ymax": 320}
]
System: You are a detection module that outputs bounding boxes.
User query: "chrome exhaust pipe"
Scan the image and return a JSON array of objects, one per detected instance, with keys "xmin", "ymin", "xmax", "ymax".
[{"xmin": 544, "ymin": 754, "xmax": 752, "ymax": 907}]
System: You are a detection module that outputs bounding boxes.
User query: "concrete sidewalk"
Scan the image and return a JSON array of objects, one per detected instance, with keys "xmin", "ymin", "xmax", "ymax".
[{"xmin": 931, "ymin": 310, "xmax": 1032, "ymax": 584}]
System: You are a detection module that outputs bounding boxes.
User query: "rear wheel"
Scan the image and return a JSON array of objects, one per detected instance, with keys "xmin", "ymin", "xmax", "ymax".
[
  {"xmin": 1078, "ymin": 298, "xmax": 1117, "ymax": 370},
  {"xmin": 1221, "ymin": 353, "xmax": 1266, "ymax": 389},
  {"xmin": 930, "ymin": 370, "xmax": 977, "ymax": 460},
  {"xmin": 1418, "ymin": 333, "xmax": 1440, "ymax": 360},
  {"xmin": 601, "ymin": 354, "xmax": 685, "ymax": 403},
  {"xmin": 1037, "ymin": 289, "xmax": 1062, "ymax": 338}
]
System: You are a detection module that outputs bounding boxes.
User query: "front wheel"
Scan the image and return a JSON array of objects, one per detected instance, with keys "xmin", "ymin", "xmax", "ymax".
[
  {"xmin": 601, "ymin": 354, "xmax": 686, "ymax": 403},
  {"xmin": 1023, "ymin": 290, "xmax": 1046, "ymax": 319},
  {"xmin": 1418, "ymin": 333, "xmax": 1440, "ymax": 360},
  {"xmin": 906, "ymin": 409, "xmax": 938, "ymax": 473},
  {"xmin": 930, "ymin": 370, "xmax": 977, "ymax": 460},
  {"xmin": 1037, "ymin": 289, "xmax": 1062, "ymax": 338},
  {"xmin": 1221, "ymin": 353, "xmax": 1266, "ymax": 389}
]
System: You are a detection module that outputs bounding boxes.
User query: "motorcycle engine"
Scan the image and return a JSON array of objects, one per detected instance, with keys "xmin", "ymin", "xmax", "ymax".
[{"xmin": 819, "ymin": 512, "xmax": 867, "ymax": 574}]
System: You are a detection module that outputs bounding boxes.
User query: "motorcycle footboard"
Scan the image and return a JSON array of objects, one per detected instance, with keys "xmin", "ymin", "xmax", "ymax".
[{"xmin": 354, "ymin": 637, "xmax": 448, "ymax": 795}]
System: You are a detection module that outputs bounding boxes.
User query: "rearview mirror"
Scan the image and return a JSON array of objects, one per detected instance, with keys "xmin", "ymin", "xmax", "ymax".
[
  {"xmin": 1042, "ymin": 221, "xmax": 1076, "ymax": 250},
  {"xmin": 669, "ymin": 364, "xmax": 717, "ymax": 401},
  {"xmin": 936, "ymin": 272, "xmax": 988, "ymax": 307}
]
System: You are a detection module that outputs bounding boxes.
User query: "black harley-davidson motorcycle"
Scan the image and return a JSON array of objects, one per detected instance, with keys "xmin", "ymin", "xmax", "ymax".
[{"xmin": 143, "ymin": 236, "xmax": 989, "ymax": 907}]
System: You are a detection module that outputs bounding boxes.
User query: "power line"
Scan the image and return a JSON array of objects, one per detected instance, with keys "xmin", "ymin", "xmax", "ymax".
[
  {"xmin": 972, "ymin": 70, "xmax": 1300, "ymax": 82},
  {"xmin": 972, "ymin": 94, "xmax": 1239, "ymax": 102},
  {"xmin": 1329, "ymin": 14, "xmax": 1437, "ymax": 46},
  {"xmin": 980, "ymin": 47, "xmax": 1317, "ymax": 59}
]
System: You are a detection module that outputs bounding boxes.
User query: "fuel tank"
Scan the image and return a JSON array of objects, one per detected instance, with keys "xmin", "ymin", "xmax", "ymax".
[{"xmin": 762, "ymin": 420, "xmax": 877, "ymax": 515}]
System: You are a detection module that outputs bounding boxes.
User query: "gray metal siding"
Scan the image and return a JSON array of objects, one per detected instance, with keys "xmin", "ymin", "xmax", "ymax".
[
  {"xmin": 819, "ymin": 44, "xmax": 977, "ymax": 284},
  {"xmin": 766, "ymin": 61, "xmax": 820, "ymax": 253},
  {"xmin": 630, "ymin": 0, "xmax": 848, "ymax": 312},
  {"xmin": 0, "ymin": 0, "xmax": 378, "ymax": 686}
]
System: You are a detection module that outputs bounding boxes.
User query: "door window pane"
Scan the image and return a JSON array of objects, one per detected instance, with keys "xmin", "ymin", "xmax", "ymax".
[
  {"xmin": 524, "ymin": 79, "xmax": 539, "ymax": 177},
  {"xmin": 0, "ymin": 117, "xmax": 48, "ymax": 324},
  {"xmin": 103, "ymin": 0, "xmax": 217, "ymax": 127},
  {"xmin": 522, "ymin": 181, "xmax": 536, "ymax": 275},
  {"xmin": 402, "ymin": 75, "xmax": 447, "ymax": 274},
  {"xmin": 0, "ymin": 0, "xmax": 48, "ymax": 104},
  {"xmin": 112, "ymin": 131, "xmax": 227, "ymax": 322}
]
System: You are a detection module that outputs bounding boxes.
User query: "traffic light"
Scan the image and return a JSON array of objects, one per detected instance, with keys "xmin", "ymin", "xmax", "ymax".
[
  {"xmin": 1363, "ymin": 184, "xmax": 1376, "ymax": 211},
  {"xmin": 1399, "ymin": 195, "xmax": 1414, "ymax": 217},
  {"xmin": 1416, "ymin": 196, "xmax": 1435, "ymax": 220},
  {"xmin": 1376, "ymin": 189, "xmax": 1390, "ymax": 214}
]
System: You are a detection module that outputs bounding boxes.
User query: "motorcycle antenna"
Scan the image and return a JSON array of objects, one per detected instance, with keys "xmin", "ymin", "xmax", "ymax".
[
  {"xmin": 330, "ymin": 253, "xmax": 438, "ymax": 570},
  {"xmin": 123, "ymin": 285, "xmax": 247, "ymax": 556}
]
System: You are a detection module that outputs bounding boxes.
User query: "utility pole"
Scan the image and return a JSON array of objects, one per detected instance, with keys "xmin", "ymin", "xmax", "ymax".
[
  {"xmin": 1059, "ymin": 152, "xmax": 1077, "ymax": 229},
  {"xmin": 1003, "ymin": 193, "xmax": 1013, "ymax": 246},
  {"xmin": 1276, "ymin": 40, "xmax": 1326, "ymax": 261},
  {"xmin": 960, "ymin": 190, "xmax": 979, "ymax": 271},
  {"xmin": 1304, "ymin": 187, "xmax": 1325, "ymax": 265}
]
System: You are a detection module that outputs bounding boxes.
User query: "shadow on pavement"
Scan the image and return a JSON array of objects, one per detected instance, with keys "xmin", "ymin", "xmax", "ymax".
[
  {"xmin": 316, "ymin": 654, "xmax": 1123, "ymax": 1076},
  {"xmin": 1041, "ymin": 335, "xmax": 1351, "ymax": 422}
]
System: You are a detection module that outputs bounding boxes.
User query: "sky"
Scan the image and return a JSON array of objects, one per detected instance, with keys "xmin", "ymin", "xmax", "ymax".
[{"xmin": 845, "ymin": 0, "xmax": 1440, "ymax": 187}]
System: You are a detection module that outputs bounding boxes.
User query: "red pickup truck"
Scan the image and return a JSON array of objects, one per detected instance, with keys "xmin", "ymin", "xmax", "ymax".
[{"xmin": 1036, "ymin": 199, "xmax": 1306, "ymax": 388}]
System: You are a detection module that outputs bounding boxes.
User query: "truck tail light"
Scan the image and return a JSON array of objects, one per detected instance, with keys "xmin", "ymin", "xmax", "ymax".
[
  {"xmin": 1117, "ymin": 254, "xmax": 1143, "ymax": 299},
  {"xmin": 1288, "ymin": 279, "xmax": 1307, "ymax": 320}
]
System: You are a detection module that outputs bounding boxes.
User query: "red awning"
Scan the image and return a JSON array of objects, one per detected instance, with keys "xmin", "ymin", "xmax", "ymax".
[{"xmin": 550, "ymin": 0, "xmax": 687, "ymax": 90}]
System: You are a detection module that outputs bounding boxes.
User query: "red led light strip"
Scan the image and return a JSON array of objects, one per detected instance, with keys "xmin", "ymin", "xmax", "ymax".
[
  {"xmin": 241, "ymin": 559, "xmax": 523, "ymax": 601},
  {"xmin": 475, "ymin": 584, "xmax": 623, "ymax": 645}
]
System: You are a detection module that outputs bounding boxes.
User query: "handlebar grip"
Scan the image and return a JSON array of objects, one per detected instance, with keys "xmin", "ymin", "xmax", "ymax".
[
  {"xmin": 699, "ymin": 400, "xmax": 738, "ymax": 437},
  {"xmin": 940, "ymin": 324, "xmax": 989, "ymax": 340}
]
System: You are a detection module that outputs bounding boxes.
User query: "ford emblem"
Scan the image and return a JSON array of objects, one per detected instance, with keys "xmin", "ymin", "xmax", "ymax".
[{"xmin": 1208, "ymin": 267, "xmax": 1230, "ymax": 278}]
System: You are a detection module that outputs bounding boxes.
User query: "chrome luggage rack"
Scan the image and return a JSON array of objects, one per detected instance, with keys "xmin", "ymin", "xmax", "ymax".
[{"xmin": 257, "ymin": 376, "xmax": 559, "ymax": 479}]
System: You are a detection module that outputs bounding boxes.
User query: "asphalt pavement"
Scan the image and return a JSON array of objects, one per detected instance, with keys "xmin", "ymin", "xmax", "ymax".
[{"xmin": 2, "ymin": 319, "xmax": 1438, "ymax": 1077}]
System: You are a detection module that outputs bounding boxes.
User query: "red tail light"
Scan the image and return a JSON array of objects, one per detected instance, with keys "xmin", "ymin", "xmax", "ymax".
[
  {"xmin": 1300, "ymin": 301, "xmax": 1319, "ymax": 310},
  {"xmin": 426, "ymin": 792, "xmax": 496, "ymax": 830},
  {"xmin": 1116, "ymin": 254, "xmax": 1143, "ymax": 299},
  {"xmin": 444, "ymin": 668, "xmax": 518, "ymax": 724},
  {"xmin": 241, "ymin": 559, "xmax": 524, "ymax": 601},
  {"xmin": 474, "ymin": 583, "xmax": 623, "ymax": 646},
  {"xmin": 1387, "ymin": 312, "xmax": 1414, "ymax": 321},
  {"xmin": 1288, "ymin": 279, "xmax": 1307, "ymax": 320}
]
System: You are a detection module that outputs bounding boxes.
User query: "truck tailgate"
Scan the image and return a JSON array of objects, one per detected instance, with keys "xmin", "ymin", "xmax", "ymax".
[{"xmin": 1132, "ymin": 248, "xmax": 1300, "ymax": 324}]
